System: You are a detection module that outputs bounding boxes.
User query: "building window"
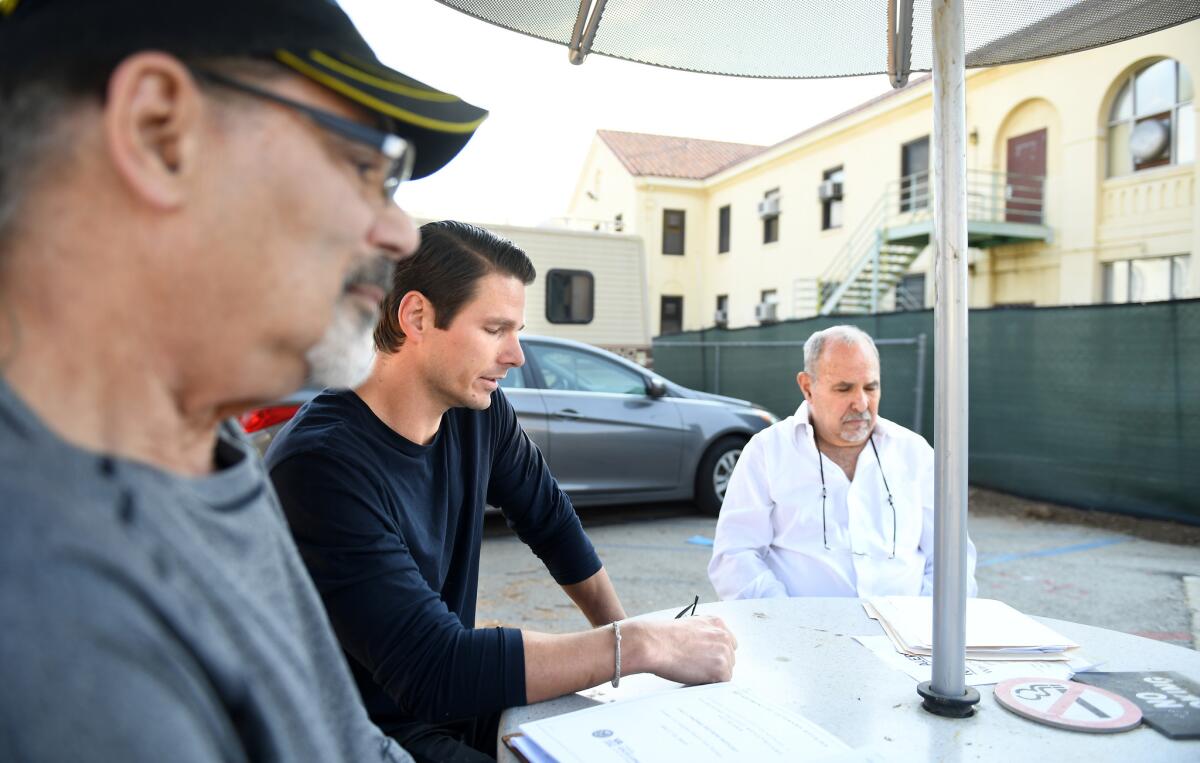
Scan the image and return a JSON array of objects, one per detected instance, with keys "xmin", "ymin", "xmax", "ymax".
[
  {"xmin": 1108, "ymin": 59, "xmax": 1194, "ymax": 177},
  {"xmin": 718, "ymin": 205, "xmax": 731, "ymax": 253},
  {"xmin": 545, "ymin": 269, "xmax": 594, "ymax": 324},
  {"xmin": 897, "ymin": 273, "xmax": 926, "ymax": 310},
  {"xmin": 1103, "ymin": 255, "xmax": 1189, "ymax": 303},
  {"xmin": 900, "ymin": 137, "xmax": 930, "ymax": 212},
  {"xmin": 760, "ymin": 189, "xmax": 780, "ymax": 244},
  {"xmin": 714, "ymin": 294, "xmax": 729, "ymax": 327},
  {"xmin": 662, "ymin": 209, "xmax": 686, "ymax": 255},
  {"xmin": 660, "ymin": 296, "xmax": 684, "ymax": 335},
  {"xmin": 820, "ymin": 166, "xmax": 844, "ymax": 230}
]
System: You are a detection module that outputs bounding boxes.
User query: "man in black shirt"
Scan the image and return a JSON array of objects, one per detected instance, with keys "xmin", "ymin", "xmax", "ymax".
[{"xmin": 267, "ymin": 221, "xmax": 737, "ymax": 761}]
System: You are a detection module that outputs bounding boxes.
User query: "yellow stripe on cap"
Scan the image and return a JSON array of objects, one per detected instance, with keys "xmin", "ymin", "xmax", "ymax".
[
  {"xmin": 309, "ymin": 51, "xmax": 459, "ymax": 103},
  {"xmin": 276, "ymin": 50, "xmax": 485, "ymax": 134},
  {"xmin": 337, "ymin": 52, "xmax": 427, "ymax": 83},
  {"xmin": 0, "ymin": 0, "xmax": 21, "ymax": 17}
]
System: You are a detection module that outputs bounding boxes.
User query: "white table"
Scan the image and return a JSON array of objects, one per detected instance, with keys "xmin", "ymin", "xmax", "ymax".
[{"xmin": 498, "ymin": 597, "xmax": 1200, "ymax": 761}]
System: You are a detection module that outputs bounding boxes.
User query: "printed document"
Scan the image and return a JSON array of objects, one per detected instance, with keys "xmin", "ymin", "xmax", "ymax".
[{"xmin": 516, "ymin": 683, "xmax": 853, "ymax": 762}]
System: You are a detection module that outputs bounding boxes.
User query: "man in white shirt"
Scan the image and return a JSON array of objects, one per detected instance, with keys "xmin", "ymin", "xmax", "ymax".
[{"xmin": 709, "ymin": 325, "xmax": 977, "ymax": 599}]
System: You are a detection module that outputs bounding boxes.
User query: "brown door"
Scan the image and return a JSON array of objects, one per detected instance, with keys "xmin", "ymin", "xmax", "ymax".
[{"xmin": 1005, "ymin": 128, "xmax": 1046, "ymax": 223}]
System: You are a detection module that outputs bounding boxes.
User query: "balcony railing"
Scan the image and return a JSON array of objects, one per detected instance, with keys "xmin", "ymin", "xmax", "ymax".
[
  {"xmin": 817, "ymin": 169, "xmax": 1047, "ymax": 314},
  {"xmin": 885, "ymin": 169, "xmax": 1046, "ymax": 227}
]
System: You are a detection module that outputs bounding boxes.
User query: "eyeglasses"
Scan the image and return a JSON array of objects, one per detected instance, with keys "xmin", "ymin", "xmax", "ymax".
[
  {"xmin": 191, "ymin": 69, "xmax": 415, "ymax": 201},
  {"xmin": 815, "ymin": 434, "xmax": 897, "ymax": 559}
]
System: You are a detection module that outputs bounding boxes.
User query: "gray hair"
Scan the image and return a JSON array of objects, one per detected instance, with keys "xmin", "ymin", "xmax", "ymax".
[
  {"xmin": 0, "ymin": 82, "xmax": 77, "ymax": 243},
  {"xmin": 0, "ymin": 57, "xmax": 287, "ymax": 245},
  {"xmin": 803, "ymin": 325, "xmax": 880, "ymax": 379}
]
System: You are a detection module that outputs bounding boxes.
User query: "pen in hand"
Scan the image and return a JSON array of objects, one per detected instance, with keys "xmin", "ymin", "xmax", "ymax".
[{"xmin": 675, "ymin": 595, "xmax": 699, "ymax": 619}]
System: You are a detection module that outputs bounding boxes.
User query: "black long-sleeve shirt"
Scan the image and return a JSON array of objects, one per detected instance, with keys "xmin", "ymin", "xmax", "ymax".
[{"xmin": 266, "ymin": 388, "xmax": 601, "ymax": 734}]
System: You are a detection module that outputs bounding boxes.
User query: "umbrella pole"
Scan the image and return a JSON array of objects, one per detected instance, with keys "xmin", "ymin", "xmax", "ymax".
[{"xmin": 917, "ymin": 0, "xmax": 980, "ymax": 718}]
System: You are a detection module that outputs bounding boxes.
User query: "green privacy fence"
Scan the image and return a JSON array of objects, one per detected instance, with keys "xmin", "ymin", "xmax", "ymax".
[{"xmin": 653, "ymin": 299, "xmax": 1200, "ymax": 525}]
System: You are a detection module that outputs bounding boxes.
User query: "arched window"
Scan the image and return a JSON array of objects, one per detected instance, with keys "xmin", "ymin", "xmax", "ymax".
[{"xmin": 1107, "ymin": 59, "xmax": 1194, "ymax": 177}]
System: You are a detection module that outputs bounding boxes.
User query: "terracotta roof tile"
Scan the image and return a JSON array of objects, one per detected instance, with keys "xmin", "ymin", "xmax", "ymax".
[{"xmin": 597, "ymin": 129, "xmax": 767, "ymax": 180}]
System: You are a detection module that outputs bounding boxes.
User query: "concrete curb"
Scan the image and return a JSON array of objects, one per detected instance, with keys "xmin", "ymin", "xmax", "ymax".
[{"xmin": 1184, "ymin": 575, "xmax": 1200, "ymax": 650}]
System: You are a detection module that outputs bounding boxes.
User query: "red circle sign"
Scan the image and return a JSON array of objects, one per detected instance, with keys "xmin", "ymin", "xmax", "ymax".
[{"xmin": 994, "ymin": 678, "xmax": 1142, "ymax": 733}]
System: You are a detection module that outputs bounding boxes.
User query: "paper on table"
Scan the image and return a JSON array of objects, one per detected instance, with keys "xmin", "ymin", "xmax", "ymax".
[
  {"xmin": 851, "ymin": 635, "xmax": 1100, "ymax": 686},
  {"xmin": 865, "ymin": 596, "xmax": 1078, "ymax": 654},
  {"xmin": 864, "ymin": 601, "xmax": 1077, "ymax": 661},
  {"xmin": 518, "ymin": 683, "xmax": 855, "ymax": 763}
]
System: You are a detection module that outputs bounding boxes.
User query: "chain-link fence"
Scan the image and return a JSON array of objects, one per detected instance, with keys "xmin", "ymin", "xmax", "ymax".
[{"xmin": 653, "ymin": 299, "xmax": 1200, "ymax": 524}]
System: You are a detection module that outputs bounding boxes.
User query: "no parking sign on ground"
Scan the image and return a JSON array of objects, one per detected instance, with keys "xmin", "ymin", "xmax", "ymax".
[{"xmin": 995, "ymin": 677, "xmax": 1142, "ymax": 733}]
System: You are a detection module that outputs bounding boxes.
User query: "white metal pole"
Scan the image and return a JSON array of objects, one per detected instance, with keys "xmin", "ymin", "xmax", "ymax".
[{"xmin": 918, "ymin": 0, "xmax": 979, "ymax": 717}]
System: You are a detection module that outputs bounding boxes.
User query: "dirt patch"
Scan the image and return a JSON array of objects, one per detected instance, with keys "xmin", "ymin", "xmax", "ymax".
[{"xmin": 968, "ymin": 487, "xmax": 1200, "ymax": 546}]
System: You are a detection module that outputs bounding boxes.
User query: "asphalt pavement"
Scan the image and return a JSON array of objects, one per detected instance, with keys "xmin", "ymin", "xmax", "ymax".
[{"xmin": 477, "ymin": 490, "xmax": 1200, "ymax": 650}]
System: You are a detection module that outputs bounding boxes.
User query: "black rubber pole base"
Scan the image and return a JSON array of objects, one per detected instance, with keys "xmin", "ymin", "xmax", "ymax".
[{"xmin": 917, "ymin": 681, "xmax": 980, "ymax": 718}]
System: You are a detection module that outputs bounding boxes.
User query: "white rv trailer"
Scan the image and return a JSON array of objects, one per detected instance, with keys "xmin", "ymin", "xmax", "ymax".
[{"xmin": 421, "ymin": 221, "xmax": 652, "ymax": 363}]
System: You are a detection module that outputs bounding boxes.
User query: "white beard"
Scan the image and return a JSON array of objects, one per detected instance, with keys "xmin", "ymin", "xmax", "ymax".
[
  {"xmin": 305, "ymin": 299, "xmax": 377, "ymax": 389},
  {"xmin": 838, "ymin": 413, "xmax": 874, "ymax": 443}
]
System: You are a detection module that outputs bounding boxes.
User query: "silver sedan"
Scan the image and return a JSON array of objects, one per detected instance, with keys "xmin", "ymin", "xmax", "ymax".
[{"xmin": 500, "ymin": 336, "xmax": 776, "ymax": 514}]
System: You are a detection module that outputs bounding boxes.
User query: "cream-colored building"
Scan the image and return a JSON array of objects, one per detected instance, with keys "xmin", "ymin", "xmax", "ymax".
[{"xmin": 565, "ymin": 21, "xmax": 1198, "ymax": 334}]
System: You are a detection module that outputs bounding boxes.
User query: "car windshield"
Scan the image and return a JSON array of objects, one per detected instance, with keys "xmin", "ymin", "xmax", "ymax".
[{"xmin": 532, "ymin": 346, "xmax": 646, "ymax": 395}]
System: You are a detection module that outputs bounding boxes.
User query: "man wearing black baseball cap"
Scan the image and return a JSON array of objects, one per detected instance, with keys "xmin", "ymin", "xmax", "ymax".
[{"xmin": 0, "ymin": 1, "xmax": 484, "ymax": 760}]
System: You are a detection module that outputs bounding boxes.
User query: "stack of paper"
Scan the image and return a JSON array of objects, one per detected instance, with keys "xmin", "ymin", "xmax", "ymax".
[
  {"xmin": 508, "ymin": 683, "xmax": 875, "ymax": 763},
  {"xmin": 855, "ymin": 597, "xmax": 1098, "ymax": 686},
  {"xmin": 851, "ymin": 634, "xmax": 1103, "ymax": 687},
  {"xmin": 863, "ymin": 596, "xmax": 1080, "ymax": 660}
]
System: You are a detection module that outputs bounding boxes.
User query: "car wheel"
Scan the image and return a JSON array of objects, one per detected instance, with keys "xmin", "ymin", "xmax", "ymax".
[{"xmin": 695, "ymin": 436, "xmax": 745, "ymax": 517}]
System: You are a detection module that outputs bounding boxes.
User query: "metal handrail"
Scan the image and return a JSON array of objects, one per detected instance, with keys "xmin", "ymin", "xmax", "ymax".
[
  {"xmin": 882, "ymin": 169, "xmax": 1045, "ymax": 227},
  {"xmin": 817, "ymin": 193, "xmax": 889, "ymax": 299},
  {"xmin": 818, "ymin": 169, "xmax": 1045, "ymax": 312}
]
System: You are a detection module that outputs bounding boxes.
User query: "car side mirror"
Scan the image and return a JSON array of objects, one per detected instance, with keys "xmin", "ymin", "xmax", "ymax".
[{"xmin": 646, "ymin": 377, "xmax": 668, "ymax": 398}]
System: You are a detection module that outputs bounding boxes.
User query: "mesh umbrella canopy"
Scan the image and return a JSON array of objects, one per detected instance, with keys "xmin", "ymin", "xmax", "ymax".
[{"xmin": 438, "ymin": 0, "xmax": 1199, "ymax": 78}]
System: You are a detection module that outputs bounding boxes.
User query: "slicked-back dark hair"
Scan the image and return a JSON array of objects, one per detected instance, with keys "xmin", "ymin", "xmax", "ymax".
[{"xmin": 374, "ymin": 220, "xmax": 536, "ymax": 353}]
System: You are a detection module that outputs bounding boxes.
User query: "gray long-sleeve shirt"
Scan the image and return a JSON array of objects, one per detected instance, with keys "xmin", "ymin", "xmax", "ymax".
[{"xmin": 0, "ymin": 377, "xmax": 411, "ymax": 763}]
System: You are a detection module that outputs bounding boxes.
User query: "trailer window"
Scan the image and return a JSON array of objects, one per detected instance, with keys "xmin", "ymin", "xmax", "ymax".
[{"xmin": 546, "ymin": 269, "xmax": 594, "ymax": 324}]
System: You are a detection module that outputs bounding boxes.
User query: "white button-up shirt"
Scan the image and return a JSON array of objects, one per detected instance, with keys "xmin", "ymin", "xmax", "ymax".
[{"xmin": 709, "ymin": 401, "xmax": 977, "ymax": 599}]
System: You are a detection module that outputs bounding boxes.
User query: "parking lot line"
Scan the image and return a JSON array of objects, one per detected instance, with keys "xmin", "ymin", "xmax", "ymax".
[
  {"xmin": 976, "ymin": 537, "xmax": 1132, "ymax": 568},
  {"xmin": 594, "ymin": 542, "xmax": 713, "ymax": 553}
]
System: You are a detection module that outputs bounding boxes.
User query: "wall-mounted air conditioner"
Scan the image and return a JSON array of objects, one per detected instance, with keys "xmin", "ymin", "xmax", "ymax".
[
  {"xmin": 757, "ymin": 195, "xmax": 781, "ymax": 218},
  {"xmin": 754, "ymin": 302, "xmax": 778, "ymax": 323},
  {"xmin": 818, "ymin": 180, "xmax": 843, "ymax": 201}
]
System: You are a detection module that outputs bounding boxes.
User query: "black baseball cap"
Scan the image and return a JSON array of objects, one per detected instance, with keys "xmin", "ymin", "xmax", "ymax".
[{"xmin": 0, "ymin": 0, "xmax": 487, "ymax": 179}]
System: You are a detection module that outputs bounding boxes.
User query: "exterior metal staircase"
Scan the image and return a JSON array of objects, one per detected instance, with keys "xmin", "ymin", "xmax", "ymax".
[{"xmin": 817, "ymin": 169, "xmax": 1051, "ymax": 315}]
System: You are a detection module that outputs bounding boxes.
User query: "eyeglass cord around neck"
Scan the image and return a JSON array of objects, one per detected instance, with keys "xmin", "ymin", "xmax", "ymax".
[{"xmin": 816, "ymin": 432, "xmax": 897, "ymax": 559}]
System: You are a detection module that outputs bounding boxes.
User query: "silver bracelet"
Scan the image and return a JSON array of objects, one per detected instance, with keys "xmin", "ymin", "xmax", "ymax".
[{"xmin": 610, "ymin": 620, "xmax": 622, "ymax": 688}]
